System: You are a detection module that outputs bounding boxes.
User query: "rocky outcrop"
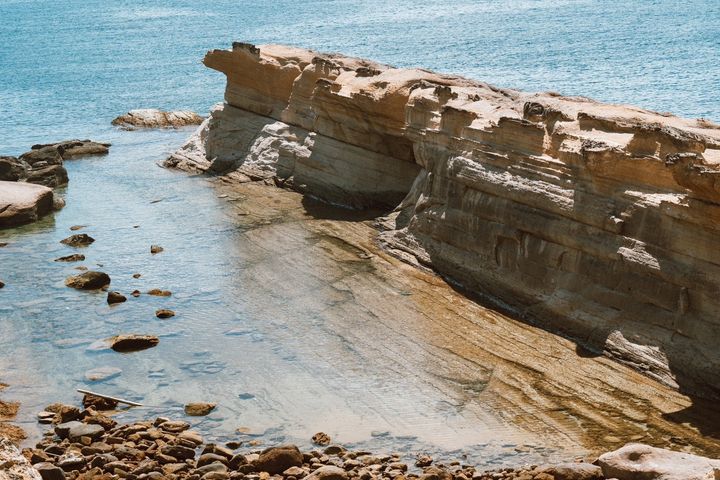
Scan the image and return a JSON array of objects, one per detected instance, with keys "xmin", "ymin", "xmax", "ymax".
[
  {"xmin": 169, "ymin": 43, "xmax": 720, "ymax": 398},
  {"xmin": 0, "ymin": 438, "xmax": 41, "ymax": 480},
  {"xmin": 597, "ymin": 443, "xmax": 720, "ymax": 480},
  {"xmin": 112, "ymin": 109, "xmax": 204, "ymax": 129},
  {"xmin": 0, "ymin": 181, "xmax": 55, "ymax": 228}
]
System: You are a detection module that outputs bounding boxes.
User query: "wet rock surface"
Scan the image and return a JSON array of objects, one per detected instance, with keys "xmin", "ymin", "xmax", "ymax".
[
  {"xmin": 59, "ymin": 234, "xmax": 95, "ymax": 247},
  {"xmin": 112, "ymin": 109, "xmax": 204, "ymax": 129},
  {"xmin": 108, "ymin": 334, "xmax": 160, "ymax": 352},
  {"xmin": 64, "ymin": 271, "xmax": 111, "ymax": 290}
]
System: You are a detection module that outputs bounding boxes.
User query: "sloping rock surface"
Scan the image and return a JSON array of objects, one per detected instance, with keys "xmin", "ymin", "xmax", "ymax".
[
  {"xmin": 112, "ymin": 109, "xmax": 204, "ymax": 129},
  {"xmin": 0, "ymin": 181, "xmax": 54, "ymax": 228},
  {"xmin": 169, "ymin": 42, "xmax": 720, "ymax": 398}
]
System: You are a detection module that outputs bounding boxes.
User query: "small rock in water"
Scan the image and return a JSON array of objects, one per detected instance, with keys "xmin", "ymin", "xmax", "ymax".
[
  {"xmin": 131, "ymin": 289, "xmax": 141, "ymax": 297},
  {"xmin": 84, "ymin": 366, "xmax": 122, "ymax": 382},
  {"xmin": 156, "ymin": 309, "xmax": 175, "ymax": 319},
  {"xmin": 69, "ymin": 225, "xmax": 86, "ymax": 231},
  {"xmin": 147, "ymin": 288, "xmax": 172, "ymax": 296},
  {"xmin": 107, "ymin": 291, "xmax": 127, "ymax": 305},
  {"xmin": 150, "ymin": 244, "xmax": 164, "ymax": 254},
  {"xmin": 0, "ymin": 280, "xmax": 4, "ymax": 289},
  {"xmin": 109, "ymin": 334, "xmax": 159, "ymax": 352},
  {"xmin": 37, "ymin": 411, "xmax": 56, "ymax": 424},
  {"xmin": 132, "ymin": 273, "xmax": 141, "ymax": 278},
  {"xmin": 74, "ymin": 265, "xmax": 88, "ymax": 271},
  {"xmin": 312, "ymin": 432, "xmax": 331, "ymax": 446},
  {"xmin": 65, "ymin": 271, "xmax": 110, "ymax": 290},
  {"xmin": 184, "ymin": 402, "xmax": 216, "ymax": 416},
  {"xmin": 0, "ymin": 242, "xmax": 7, "ymax": 247},
  {"xmin": 60, "ymin": 233, "xmax": 95, "ymax": 247},
  {"xmin": 415, "ymin": 454, "xmax": 433, "ymax": 467},
  {"xmin": 54, "ymin": 253, "xmax": 85, "ymax": 262}
]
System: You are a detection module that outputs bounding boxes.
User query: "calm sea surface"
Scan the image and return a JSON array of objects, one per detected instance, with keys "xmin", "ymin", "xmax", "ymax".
[
  {"xmin": 0, "ymin": 0, "xmax": 719, "ymax": 467},
  {"xmin": 1, "ymin": 0, "xmax": 719, "ymax": 154}
]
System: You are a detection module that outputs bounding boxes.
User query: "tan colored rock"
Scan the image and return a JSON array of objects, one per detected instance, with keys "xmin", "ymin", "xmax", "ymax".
[
  {"xmin": 0, "ymin": 438, "xmax": 41, "ymax": 480},
  {"xmin": 597, "ymin": 443, "xmax": 720, "ymax": 479},
  {"xmin": 29, "ymin": 139, "xmax": 110, "ymax": 159},
  {"xmin": 0, "ymin": 181, "xmax": 55, "ymax": 228},
  {"xmin": 112, "ymin": 109, "xmax": 204, "ymax": 129},
  {"xmin": 171, "ymin": 42, "xmax": 720, "ymax": 398},
  {"xmin": 65, "ymin": 271, "xmax": 110, "ymax": 290},
  {"xmin": 184, "ymin": 402, "xmax": 216, "ymax": 416}
]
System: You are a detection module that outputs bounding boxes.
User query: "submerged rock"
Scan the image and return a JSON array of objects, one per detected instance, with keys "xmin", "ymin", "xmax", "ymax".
[
  {"xmin": 155, "ymin": 308, "xmax": 175, "ymax": 318},
  {"xmin": 184, "ymin": 402, "xmax": 216, "ymax": 416},
  {"xmin": 312, "ymin": 432, "xmax": 331, "ymax": 446},
  {"xmin": 65, "ymin": 271, "xmax": 110, "ymax": 290},
  {"xmin": 150, "ymin": 244, "xmax": 164, "ymax": 254},
  {"xmin": 60, "ymin": 233, "xmax": 95, "ymax": 247},
  {"xmin": 0, "ymin": 181, "xmax": 55, "ymax": 228},
  {"xmin": 597, "ymin": 443, "xmax": 720, "ymax": 480},
  {"xmin": 109, "ymin": 334, "xmax": 159, "ymax": 352},
  {"xmin": 30, "ymin": 139, "xmax": 110, "ymax": 158},
  {"xmin": 112, "ymin": 109, "xmax": 204, "ymax": 130},
  {"xmin": 147, "ymin": 288, "xmax": 172, "ymax": 297},
  {"xmin": 84, "ymin": 366, "xmax": 122, "ymax": 382},
  {"xmin": 54, "ymin": 254, "xmax": 85, "ymax": 262}
]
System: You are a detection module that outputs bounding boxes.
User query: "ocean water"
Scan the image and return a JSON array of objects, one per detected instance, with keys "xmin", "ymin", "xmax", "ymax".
[
  {"xmin": 1, "ymin": 0, "xmax": 720, "ymax": 467},
  {"xmin": 1, "ymin": 0, "xmax": 719, "ymax": 155}
]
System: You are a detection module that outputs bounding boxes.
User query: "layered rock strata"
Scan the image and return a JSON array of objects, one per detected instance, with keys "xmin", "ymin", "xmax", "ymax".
[
  {"xmin": 169, "ymin": 43, "xmax": 720, "ymax": 398},
  {"xmin": 112, "ymin": 109, "xmax": 204, "ymax": 129}
]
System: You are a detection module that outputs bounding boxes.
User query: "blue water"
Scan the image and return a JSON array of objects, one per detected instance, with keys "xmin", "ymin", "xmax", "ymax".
[{"xmin": 1, "ymin": 0, "xmax": 719, "ymax": 155}]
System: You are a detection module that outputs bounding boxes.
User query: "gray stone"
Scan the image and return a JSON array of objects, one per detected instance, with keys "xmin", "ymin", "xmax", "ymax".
[{"xmin": 597, "ymin": 443, "xmax": 720, "ymax": 480}]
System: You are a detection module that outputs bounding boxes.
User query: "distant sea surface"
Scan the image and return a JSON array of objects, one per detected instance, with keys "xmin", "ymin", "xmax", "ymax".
[{"xmin": 1, "ymin": 0, "xmax": 719, "ymax": 154}]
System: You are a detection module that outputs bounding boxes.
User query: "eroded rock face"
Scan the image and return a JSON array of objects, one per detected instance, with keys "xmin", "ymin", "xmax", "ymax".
[
  {"xmin": 0, "ymin": 181, "xmax": 55, "ymax": 228},
  {"xmin": 170, "ymin": 43, "xmax": 720, "ymax": 398},
  {"xmin": 0, "ymin": 437, "xmax": 41, "ymax": 480},
  {"xmin": 597, "ymin": 443, "xmax": 720, "ymax": 480},
  {"xmin": 112, "ymin": 109, "xmax": 204, "ymax": 129}
]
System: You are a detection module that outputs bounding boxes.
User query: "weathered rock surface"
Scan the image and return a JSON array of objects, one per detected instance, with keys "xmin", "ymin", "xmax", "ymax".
[
  {"xmin": 169, "ymin": 42, "xmax": 720, "ymax": 398},
  {"xmin": 254, "ymin": 445, "xmax": 303, "ymax": 474},
  {"xmin": 597, "ymin": 443, "xmax": 720, "ymax": 480},
  {"xmin": 112, "ymin": 109, "xmax": 204, "ymax": 129},
  {"xmin": 0, "ymin": 181, "xmax": 55, "ymax": 228},
  {"xmin": 106, "ymin": 291, "xmax": 127, "ymax": 305},
  {"xmin": 64, "ymin": 271, "xmax": 110, "ymax": 290},
  {"xmin": 0, "ymin": 437, "xmax": 41, "ymax": 480}
]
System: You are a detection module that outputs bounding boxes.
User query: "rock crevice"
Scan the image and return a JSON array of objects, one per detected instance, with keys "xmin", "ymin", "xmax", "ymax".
[{"xmin": 169, "ymin": 43, "xmax": 720, "ymax": 399}]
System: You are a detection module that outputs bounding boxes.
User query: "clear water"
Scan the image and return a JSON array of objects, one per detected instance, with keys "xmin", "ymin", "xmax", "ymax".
[{"xmin": 1, "ymin": 0, "xmax": 719, "ymax": 467}]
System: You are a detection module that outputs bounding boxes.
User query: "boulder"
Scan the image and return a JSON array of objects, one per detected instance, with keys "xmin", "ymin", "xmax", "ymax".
[
  {"xmin": 64, "ymin": 271, "xmax": 110, "ymax": 290},
  {"xmin": 59, "ymin": 233, "xmax": 95, "ymax": 246},
  {"xmin": 109, "ymin": 334, "xmax": 159, "ymax": 352},
  {"xmin": 0, "ymin": 437, "xmax": 42, "ymax": 480},
  {"xmin": 112, "ymin": 109, "xmax": 204, "ymax": 130},
  {"xmin": 107, "ymin": 291, "xmax": 127, "ymax": 305},
  {"xmin": 0, "ymin": 181, "xmax": 55, "ymax": 228},
  {"xmin": 312, "ymin": 432, "xmax": 331, "ymax": 446},
  {"xmin": 254, "ymin": 445, "xmax": 303, "ymax": 474},
  {"xmin": 184, "ymin": 402, "xmax": 215, "ymax": 416},
  {"xmin": 597, "ymin": 443, "xmax": 720, "ymax": 480}
]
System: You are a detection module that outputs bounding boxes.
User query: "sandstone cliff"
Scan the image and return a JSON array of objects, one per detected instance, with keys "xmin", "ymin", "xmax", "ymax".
[{"xmin": 169, "ymin": 43, "xmax": 720, "ymax": 399}]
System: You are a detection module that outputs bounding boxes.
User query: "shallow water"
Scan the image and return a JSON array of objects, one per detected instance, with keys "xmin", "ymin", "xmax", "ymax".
[
  {"xmin": 0, "ymin": 132, "xmax": 571, "ymax": 467},
  {"xmin": 2, "ymin": 0, "xmax": 720, "ymax": 468}
]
